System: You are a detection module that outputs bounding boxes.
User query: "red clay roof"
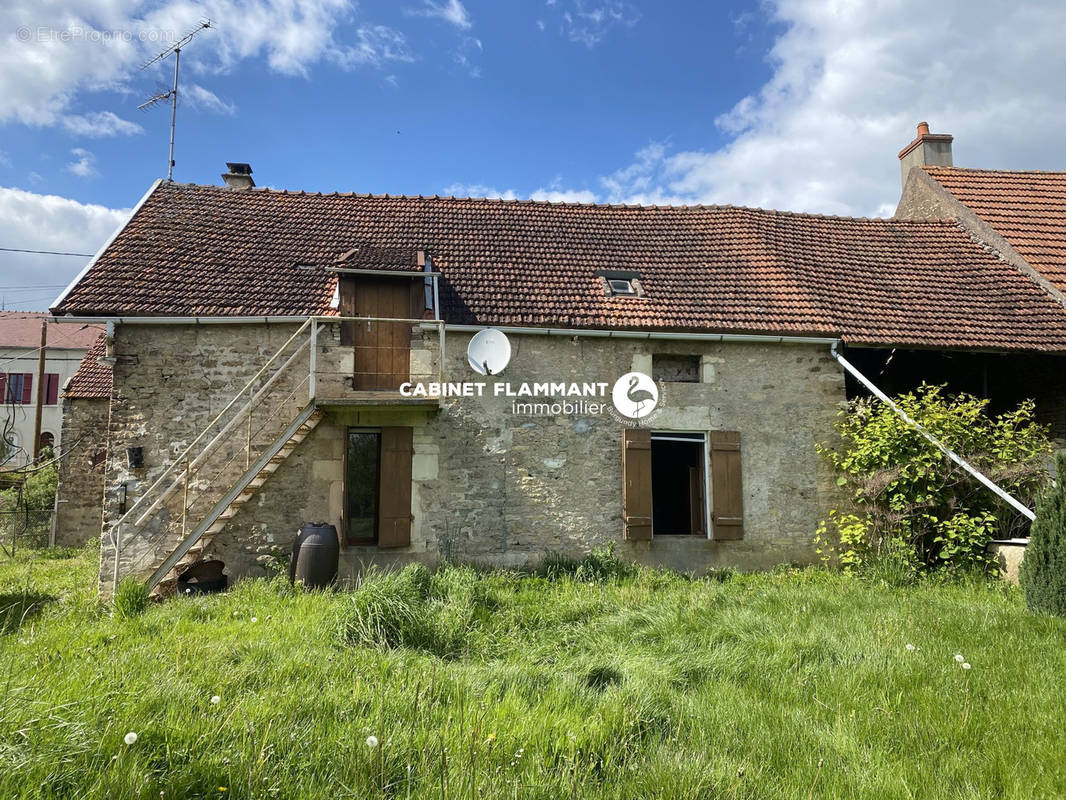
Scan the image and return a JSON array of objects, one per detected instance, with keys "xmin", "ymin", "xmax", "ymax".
[
  {"xmin": 0, "ymin": 311, "xmax": 103, "ymax": 350},
  {"xmin": 51, "ymin": 181, "xmax": 1066, "ymax": 352},
  {"xmin": 63, "ymin": 334, "xmax": 112, "ymax": 399},
  {"xmin": 924, "ymin": 166, "xmax": 1066, "ymax": 295}
]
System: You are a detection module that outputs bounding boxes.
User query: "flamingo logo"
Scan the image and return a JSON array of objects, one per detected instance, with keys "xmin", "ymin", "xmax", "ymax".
[{"xmin": 611, "ymin": 372, "xmax": 659, "ymax": 419}]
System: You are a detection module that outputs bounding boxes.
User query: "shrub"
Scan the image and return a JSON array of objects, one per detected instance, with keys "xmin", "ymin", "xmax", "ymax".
[
  {"xmin": 1021, "ymin": 455, "xmax": 1066, "ymax": 616},
  {"xmin": 113, "ymin": 577, "xmax": 149, "ymax": 618},
  {"xmin": 817, "ymin": 384, "xmax": 1051, "ymax": 573}
]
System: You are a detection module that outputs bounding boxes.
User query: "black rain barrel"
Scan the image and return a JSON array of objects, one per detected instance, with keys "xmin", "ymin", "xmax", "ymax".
[{"xmin": 289, "ymin": 523, "xmax": 339, "ymax": 589}]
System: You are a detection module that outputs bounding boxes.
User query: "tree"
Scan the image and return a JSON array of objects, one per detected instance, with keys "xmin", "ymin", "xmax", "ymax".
[
  {"xmin": 1020, "ymin": 455, "xmax": 1066, "ymax": 616},
  {"xmin": 818, "ymin": 384, "xmax": 1052, "ymax": 573}
]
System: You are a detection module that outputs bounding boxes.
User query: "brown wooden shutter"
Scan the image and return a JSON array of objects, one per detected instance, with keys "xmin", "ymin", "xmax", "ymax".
[
  {"xmin": 377, "ymin": 426, "xmax": 413, "ymax": 547},
  {"xmin": 338, "ymin": 275, "xmax": 356, "ymax": 346},
  {"xmin": 710, "ymin": 430, "xmax": 744, "ymax": 540},
  {"xmin": 20, "ymin": 373, "xmax": 32, "ymax": 405},
  {"xmin": 45, "ymin": 374, "xmax": 59, "ymax": 406},
  {"xmin": 622, "ymin": 428, "xmax": 653, "ymax": 540}
]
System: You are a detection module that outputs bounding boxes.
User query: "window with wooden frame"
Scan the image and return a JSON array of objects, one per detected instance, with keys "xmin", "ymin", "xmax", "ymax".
[
  {"xmin": 344, "ymin": 426, "xmax": 413, "ymax": 547},
  {"xmin": 622, "ymin": 428, "xmax": 744, "ymax": 541}
]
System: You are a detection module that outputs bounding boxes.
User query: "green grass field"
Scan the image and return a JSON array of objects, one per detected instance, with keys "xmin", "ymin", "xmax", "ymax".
[{"xmin": 1, "ymin": 547, "xmax": 1065, "ymax": 799}]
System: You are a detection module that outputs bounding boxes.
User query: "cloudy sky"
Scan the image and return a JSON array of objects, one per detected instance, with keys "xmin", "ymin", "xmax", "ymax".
[{"xmin": 1, "ymin": 0, "xmax": 1065, "ymax": 310}]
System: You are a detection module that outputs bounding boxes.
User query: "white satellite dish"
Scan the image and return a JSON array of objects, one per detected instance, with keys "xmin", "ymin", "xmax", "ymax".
[{"xmin": 467, "ymin": 328, "xmax": 512, "ymax": 375}]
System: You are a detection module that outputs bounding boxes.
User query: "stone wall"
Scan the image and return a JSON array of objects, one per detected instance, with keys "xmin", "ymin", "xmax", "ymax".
[
  {"xmin": 99, "ymin": 321, "xmax": 847, "ymax": 590},
  {"xmin": 53, "ymin": 396, "xmax": 109, "ymax": 547}
]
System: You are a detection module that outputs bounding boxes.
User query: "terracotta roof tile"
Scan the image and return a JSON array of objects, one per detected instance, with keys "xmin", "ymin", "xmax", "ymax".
[
  {"xmin": 924, "ymin": 166, "xmax": 1066, "ymax": 295},
  {"xmin": 0, "ymin": 312, "xmax": 103, "ymax": 350},
  {"xmin": 64, "ymin": 334, "xmax": 112, "ymax": 399},
  {"xmin": 52, "ymin": 181, "xmax": 1066, "ymax": 352}
]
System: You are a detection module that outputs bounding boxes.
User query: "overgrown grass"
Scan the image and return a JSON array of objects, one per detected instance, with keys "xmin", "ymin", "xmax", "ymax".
[{"xmin": 2, "ymin": 546, "xmax": 1065, "ymax": 798}]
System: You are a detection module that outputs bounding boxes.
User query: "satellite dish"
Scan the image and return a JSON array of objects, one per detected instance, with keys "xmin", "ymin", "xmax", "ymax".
[{"xmin": 467, "ymin": 328, "xmax": 512, "ymax": 375}]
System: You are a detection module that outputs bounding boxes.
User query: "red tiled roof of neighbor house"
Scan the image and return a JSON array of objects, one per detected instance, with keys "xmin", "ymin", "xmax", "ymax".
[
  {"xmin": 923, "ymin": 166, "xmax": 1066, "ymax": 295},
  {"xmin": 63, "ymin": 334, "xmax": 112, "ymax": 399},
  {"xmin": 51, "ymin": 181, "xmax": 1066, "ymax": 352},
  {"xmin": 0, "ymin": 311, "xmax": 103, "ymax": 350}
]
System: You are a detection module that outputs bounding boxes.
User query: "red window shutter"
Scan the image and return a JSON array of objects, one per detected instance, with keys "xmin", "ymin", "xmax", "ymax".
[
  {"xmin": 622, "ymin": 428, "xmax": 653, "ymax": 540},
  {"xmin": 46, "ymin": 374, "xmax": 59, "ymax": 406},
  {"xmin": 710, "ymin": 431, "xmax": 744, "ymax": 540},
  {"xmin": 0, "ymin": 374, "xmax": 6, "ymax": 403},
  {"xmin": 377, "ymin": 426, "xmax": 413, "ymax": 547},
  {"xmin": 21, "ymin": 373, "xmax": 32, "ymax": 405}
]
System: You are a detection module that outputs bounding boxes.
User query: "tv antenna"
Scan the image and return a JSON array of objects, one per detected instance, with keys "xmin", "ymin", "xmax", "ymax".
[{"xmin": 138, "ymin": 19, "xmax": 213, "ymax": 181}]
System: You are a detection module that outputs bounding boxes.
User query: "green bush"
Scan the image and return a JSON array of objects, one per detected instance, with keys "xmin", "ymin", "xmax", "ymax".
[
  {"xmin": 818, "ymin": 384, "xmax": 1051, "ymax": 574},
  {"xmin": 1021, "ymin": 455, "xmax": 1066, "ymax": 616},
  {"xmin": 113, "ymin": 577, "xmax": 149, "ymax": 618}
]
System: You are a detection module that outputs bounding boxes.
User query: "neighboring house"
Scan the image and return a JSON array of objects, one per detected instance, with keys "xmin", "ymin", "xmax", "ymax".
[
  {"xmin": 49, "ymin": 150, "xmax": 1066, "ymax": 595},
  {"xmin": 891, "ymin": 124, "xmax": 1066, "ymax": 439},
  {"xmin": 52, "ymin": 335, "xmax": 112, "ymax": 547},
  {"xmin": 0, "ymin": 312, "xmax": 103, "ymax": 468}
]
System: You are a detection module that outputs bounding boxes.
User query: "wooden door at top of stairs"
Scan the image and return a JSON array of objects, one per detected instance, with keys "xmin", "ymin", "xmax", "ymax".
[{"xmin": 345, "ymin": 277, "xmax": 419, "ymax": 391}]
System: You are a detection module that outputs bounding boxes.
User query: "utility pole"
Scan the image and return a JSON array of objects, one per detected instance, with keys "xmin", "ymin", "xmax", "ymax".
[{"xmin": 31, "ymin": 319, "xmax": 46, "ymax": 460}]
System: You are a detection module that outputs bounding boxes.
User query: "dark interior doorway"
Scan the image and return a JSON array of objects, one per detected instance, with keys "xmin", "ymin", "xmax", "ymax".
[
  {"xmin": 651, "ymin": 433, "xmax": 706, "ymax": 536},
  {"xmin": 345, "ymin": 429, "xmax": 380, "ymax": 544}
]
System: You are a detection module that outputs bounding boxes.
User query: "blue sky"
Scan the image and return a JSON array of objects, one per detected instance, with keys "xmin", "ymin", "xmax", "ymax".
[
  {"xmin": 2, "ymin": 0, "xmax": 1066, "ymax": 309},
  {"xmin": 1, "ymin": 1, "xmax": 777, "ymax": 208}
]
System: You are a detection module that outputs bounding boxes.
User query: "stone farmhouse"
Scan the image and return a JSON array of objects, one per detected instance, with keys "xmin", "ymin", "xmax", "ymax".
[{"xmin": 50, "ymin": 128, "xmax": 1066, "ymax": 595}]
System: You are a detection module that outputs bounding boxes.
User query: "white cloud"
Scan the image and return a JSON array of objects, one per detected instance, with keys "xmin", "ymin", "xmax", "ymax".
[
  {"xmin": 62, "ymin": 111, "xmax": 143, "ymax": 137},
  {"xmin": 553, "ymin": 1, "xmax": 640, "ymax": 47},
  {"xmin": 409, "ymin": 0, "xmax": 472, "ymax": 30},
  {"xmin": 0, "ymin": 150, "xmax": 9, "ymax": 167},
  {"xmin": 0, "ymin": 186, "xmax": 130, "ymax": 310},
  {"xmin": 597, "ymin": 0, "xmax": 1066, "ymax": 216},
  {"xmin": 66, "ymin": 148, "xmax": 97, "ymax": 177},
  {"xmin": 183, "ymin": 84, "xmax": 236, "ymax": 115},
  {"xmin": 443, "ymin": 183, "xmax": 518, "ymax": 200},
  {"xmin": 442, "ymin": 182, "xmax": 597, "ymax": 203},
  {"xmin": 0, "ymin": 0, "xmax": 411, "ymax": 135}
]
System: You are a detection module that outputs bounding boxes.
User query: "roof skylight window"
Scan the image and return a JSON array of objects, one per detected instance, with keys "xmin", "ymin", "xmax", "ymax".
[{"xmin": 608, "ymin": 278, "xmax": 637, "ymax": 295}]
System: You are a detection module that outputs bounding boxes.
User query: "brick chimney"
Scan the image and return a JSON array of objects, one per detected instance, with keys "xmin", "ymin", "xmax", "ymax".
[
  {"xmin": 221, "ymin": 162, "xmax": 255, "ymax": 189},
  {"xmin": 898, "ymin": 122, "xmax": 953, "ymax": 188}
]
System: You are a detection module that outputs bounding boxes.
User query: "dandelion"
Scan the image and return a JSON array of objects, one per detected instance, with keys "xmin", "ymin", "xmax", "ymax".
[
  {"xmin": 905, "ymin": 643, "xmax": 916, "ymax": 651},
  {"xmin": 962, "ymin": 662, "xmax": 971, "ymax": 670},
  {"xmin": 232, "ymin": 611, "xmax": 238, "ymax": 617},
  {"xmin": 954, "ymin": 654, "xmax": 965, "ymax": 663},
  {"xmin": 366, "ymin": 735, "xmax": 379, "ymax": 748},
  {"xmin": 211, "ymin": 695, "xmax": 221, "ymax": 705},
  {"xmin": 251, "ymin": 617, "xmax": 258, "ymax": 623},
  {"xmin": 124, "ymin": 732, "xmax": 138, "ymax": 745}
]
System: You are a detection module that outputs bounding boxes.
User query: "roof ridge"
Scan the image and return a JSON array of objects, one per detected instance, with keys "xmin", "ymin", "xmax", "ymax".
[
  {"xmin": 924, "ymin": 165, "xmax": 1066, "ymax": 177},
  {"xmin": 162, "ymin": 181, "xmax": 963, "ymax": 223}
]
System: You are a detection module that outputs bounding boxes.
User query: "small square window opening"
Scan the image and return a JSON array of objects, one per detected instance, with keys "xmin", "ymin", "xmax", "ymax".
[
  {"xmin": 653, "ymin": 354, "xmax": 700, "ymax": 383},
  {"xmin": 608, "ymin": 278, "xmax": 636, "ymax": 296}
]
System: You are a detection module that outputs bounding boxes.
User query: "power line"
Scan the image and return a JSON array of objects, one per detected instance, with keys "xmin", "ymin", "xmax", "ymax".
[{"xmin": 0, "ymin": 247, "xmax": 94, "ymax": 257}]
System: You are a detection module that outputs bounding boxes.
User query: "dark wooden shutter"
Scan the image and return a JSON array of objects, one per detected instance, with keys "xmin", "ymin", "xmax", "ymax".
[
  {"xmin": 710, "ymin": 430, "xmax": 744, "ymax": 540},
  {"xmin": 20, "ymin": 373, "xmax": 32, "ymax": 405},
  {"xmin": 377, "ymin": 426, "xmax": 413, "ymax": 547},
  {"xmin": 0, "ymin": 374, "xmax": 6, "ymax": 403},
  {"xmin": 338, "ymin": 275, "xmax": 357, "ymax": 346},
  {"xmin": 622, "ymin": 428, "xmax": 653, "ymax": 540},
  {"xmin": 45, "ymin": 374, "xmax": 59, "ymax": 406}
]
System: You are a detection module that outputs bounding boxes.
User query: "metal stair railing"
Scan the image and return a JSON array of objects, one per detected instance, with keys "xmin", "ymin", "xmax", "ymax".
[
  {"xmin": 109, "ymin": 319, "xmax": 314, "ymax": 587},
  {"xmin": 145, "ymin": 402, "xmax": 320, "ymax": 591}
]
